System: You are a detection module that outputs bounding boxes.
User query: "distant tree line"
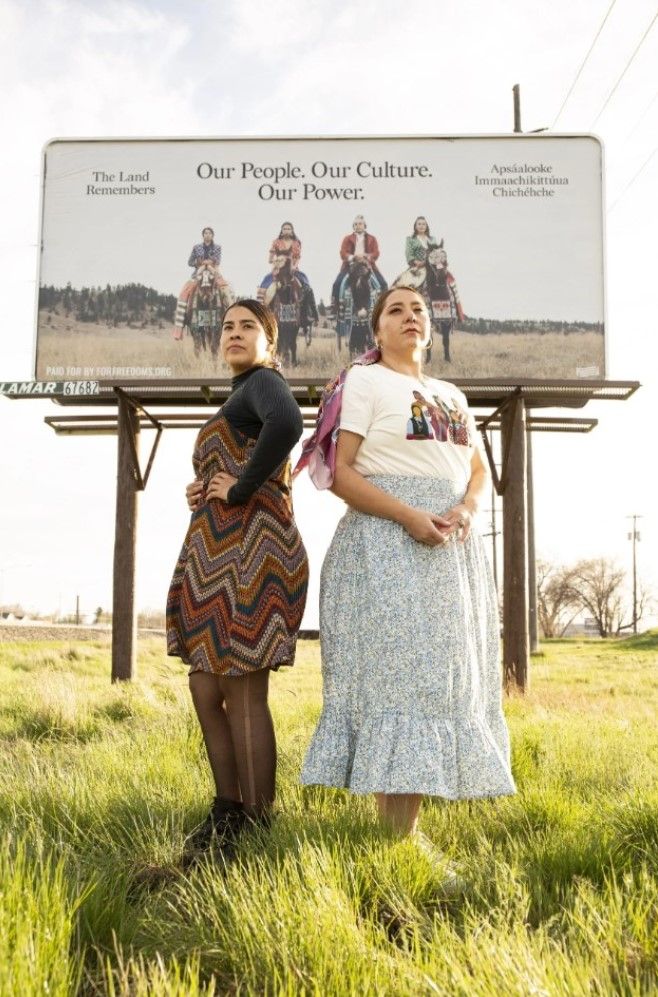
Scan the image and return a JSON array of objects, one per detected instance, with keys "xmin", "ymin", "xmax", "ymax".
[{"xmin": 39, "ymin": 283, "xmax": 177, "ymax": 327}]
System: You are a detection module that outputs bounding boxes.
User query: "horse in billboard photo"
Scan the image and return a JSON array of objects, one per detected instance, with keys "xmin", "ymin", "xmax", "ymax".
[
  {"xmin": 335, "ymin": 258, "xmax": 381, "ymax": 358},
  {"xmin": 262, "ymin": 256, "xmax": 318, "ymax": 367},
  {"xmin": 186, "ymin": 263, "xmax": 235, "ymax": 360},
  {"xmin": 172, "ymin": 248, "xmax": 235, "ymax": 357}
]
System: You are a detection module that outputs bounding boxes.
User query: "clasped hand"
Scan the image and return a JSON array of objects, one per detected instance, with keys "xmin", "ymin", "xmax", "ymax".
[
  {"xmin": 401, "ymin": 503, "xmax": 472, "ymax": 547},
  {"xmin": 185, "ymin": 472, "xmax": 238, "ymax": 510}
]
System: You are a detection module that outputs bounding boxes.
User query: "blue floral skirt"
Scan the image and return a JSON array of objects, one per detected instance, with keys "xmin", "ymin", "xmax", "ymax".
[{"xmin": 301, "ymin": 475, "xmax": 516, "ymax": 798}]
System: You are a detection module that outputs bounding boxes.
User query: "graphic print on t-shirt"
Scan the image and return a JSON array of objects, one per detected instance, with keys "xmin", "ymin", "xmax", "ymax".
[
  {"xmin": 407, "ymin": 391, "xmax": 470, "ymax": 447},
  {"xmin": 406, "ymin": 401, "xmax": 434, "ymax": 440}
]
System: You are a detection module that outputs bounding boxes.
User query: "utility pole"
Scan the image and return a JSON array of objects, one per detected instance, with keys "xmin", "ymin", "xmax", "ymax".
[
  {"xmin": 513, "ymin": 84, "xmax": 522, "ymax": 133},
  {"xmin": 626, "ymin": 515, "xmax": 642, "ymax": 634}
]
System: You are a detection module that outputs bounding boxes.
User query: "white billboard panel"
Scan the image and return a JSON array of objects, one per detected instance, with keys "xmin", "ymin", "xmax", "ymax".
[{"xmin": 35, "ymin": 135, "xmax": 605, "ymax": 383}]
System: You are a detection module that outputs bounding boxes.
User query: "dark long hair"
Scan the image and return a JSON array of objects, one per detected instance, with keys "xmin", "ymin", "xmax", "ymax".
[
  {"xmin": 222, "ymin": 299, "xmax": 280, "ymax": 369},
  {"xmin": 278, "ymin": 222, "xmax": 298, "ymax": 240},
  {"xmin": 371, "ymin": 286, "xmax": 431, "ymax": 348},
  {"xmin": 412, "ymin": 216, "xmax": 431, "ymax": 237}
]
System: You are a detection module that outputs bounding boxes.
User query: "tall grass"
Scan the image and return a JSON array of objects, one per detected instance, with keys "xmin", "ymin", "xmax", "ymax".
[
  {"xmin": 0, "ymin": 839, "xmax": 88, "ymax": 996},
  {"xmin": 1, "ymin": 633, "xmax": 657, "ymax": 994}
]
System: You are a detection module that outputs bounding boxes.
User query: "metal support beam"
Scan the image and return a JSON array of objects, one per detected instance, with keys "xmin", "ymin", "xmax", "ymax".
[
  {"xmin": 111, "ymin": 393, "xmax": 140, "ymax": 682},
  {"xmin": 501, "ymin": 396, "xmax": 529, "ymax": 691}
]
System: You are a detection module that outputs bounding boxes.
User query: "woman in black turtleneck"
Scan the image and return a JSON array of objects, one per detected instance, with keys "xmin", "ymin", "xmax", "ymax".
[{"xmin": 167, "ymin": 299, "xmax": 308, "ymax": 860}]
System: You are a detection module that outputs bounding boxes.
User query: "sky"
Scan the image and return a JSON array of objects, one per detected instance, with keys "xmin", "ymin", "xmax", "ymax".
[{"xmin": 0, "ymin": 0, "xmax": 656, "ymax": 629}]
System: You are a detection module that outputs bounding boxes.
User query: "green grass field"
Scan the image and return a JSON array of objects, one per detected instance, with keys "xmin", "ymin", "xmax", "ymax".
[{"xmin": 1, "ymin": 634, "xmax": 657, "ymax": 995}]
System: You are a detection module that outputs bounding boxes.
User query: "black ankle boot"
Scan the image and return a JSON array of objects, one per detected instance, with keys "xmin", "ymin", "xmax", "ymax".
[
  {"xmin": 184, "ymin": 797, "xmax": 244, "ymax": 856},
  {"xmin": 211, "ymin": 797, "xmax": 246, "ymax": 847},
  {"xmin": 218, "ymin": 808, "xmax": 274, "ymax": 864}
]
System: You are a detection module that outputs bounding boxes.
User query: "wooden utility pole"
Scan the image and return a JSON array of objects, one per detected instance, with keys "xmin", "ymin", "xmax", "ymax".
[
  {"xmin": 626, "ymin": 514, "xmax": 642, "ymax": 635},
  {"xmin": 111, "ymin": 393, "xmax": 140, "ymax": 682},
  {"xmin": 501, "ymin": 397, "xmax": 529, "ymax": 690},
  {"xmin": 526, "ymin": 417, "xmax": 538, "ymax": 652},
  {"xmin": 513, "ymin": 84, "xmax": 522, "ymax": 133}
]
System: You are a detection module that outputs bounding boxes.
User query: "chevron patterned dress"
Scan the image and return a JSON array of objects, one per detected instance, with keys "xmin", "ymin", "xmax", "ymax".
[{"xmin": 166, "ymin": 413, "xmax": 309, "ymax": 676}]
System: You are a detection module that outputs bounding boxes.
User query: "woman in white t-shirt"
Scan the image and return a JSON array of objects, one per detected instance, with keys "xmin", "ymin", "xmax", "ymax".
[{"xmin": 301, "ymin": 286, "xmax": 515, "ymax": 857}]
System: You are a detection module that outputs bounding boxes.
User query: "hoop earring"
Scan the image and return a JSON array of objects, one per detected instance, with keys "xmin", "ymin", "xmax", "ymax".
[{"xmin": 424, "ymin": 336, "xmax": 434, "ymax": 351}]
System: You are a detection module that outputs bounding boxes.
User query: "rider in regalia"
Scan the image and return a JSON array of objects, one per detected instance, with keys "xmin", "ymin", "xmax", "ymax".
[
  {"xmin": 391, "ymin": 220, "xmax": 464, "ymax": 363},
  {"xmin": 330, "ymin": 214, "xmax": 387, "ymax": 314},
  {"xmin": 173, "ymin": 227, "xmax": 231, "ymax": 339},
  {"xmin": 257, "ymin": 222, "xmax": 310, "ymax": 302},
  {"xmin": 393, "ymin": 216, "xmax": 439, "ymax": 287}
]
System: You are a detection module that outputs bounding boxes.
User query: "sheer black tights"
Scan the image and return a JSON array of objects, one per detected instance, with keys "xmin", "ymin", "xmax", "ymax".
[{"xmin": 189, "ymin": 669, "xmax": 276, "ymax": 817}]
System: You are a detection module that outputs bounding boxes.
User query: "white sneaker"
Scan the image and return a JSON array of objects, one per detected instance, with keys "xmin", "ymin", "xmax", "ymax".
[{"xmin": 413, "ymin": 832, "xmax": 468, "ymax": 896}]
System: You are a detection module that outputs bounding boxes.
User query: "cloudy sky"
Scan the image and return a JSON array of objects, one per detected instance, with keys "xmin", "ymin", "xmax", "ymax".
[{"xmin": 1, "ymin": 0, "xmax": 656, "ymax": 628}]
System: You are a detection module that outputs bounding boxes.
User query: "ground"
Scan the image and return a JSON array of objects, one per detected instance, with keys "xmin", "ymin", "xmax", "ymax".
[{"xmin": 1, "ymin": 632, "xmax": 657, "ymax": 995}]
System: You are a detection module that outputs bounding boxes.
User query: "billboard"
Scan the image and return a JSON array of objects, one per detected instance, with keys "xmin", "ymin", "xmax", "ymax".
[{"xmin": 35, "ymin": 136, "xmax": 605, "ymax": 383}]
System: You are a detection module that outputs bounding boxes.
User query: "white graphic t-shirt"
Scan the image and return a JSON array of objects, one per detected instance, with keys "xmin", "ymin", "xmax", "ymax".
[{"xmin": 339, "ymin": 363, "xmax": 478, "ymax": 488}]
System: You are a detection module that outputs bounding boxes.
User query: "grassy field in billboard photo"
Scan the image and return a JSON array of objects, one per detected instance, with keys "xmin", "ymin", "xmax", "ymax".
[
  {"xmin": 1, "ymin": 631, "xmax": 657, "ymax": 995},
  {"xmin": 36, "ymin": 310, "xmax": 605, "ymax": 383}
]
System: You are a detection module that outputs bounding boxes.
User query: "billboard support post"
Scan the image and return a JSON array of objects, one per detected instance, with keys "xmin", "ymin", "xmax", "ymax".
[
  {"xmin": 111, "ymin": 392, "xmax": 140, "ymax": 682},
  {"xmin": 526, "ymin": 415, "xmax": 538, "ymax": 652},
  {"xmin": 501, "ymin": 395, "xmax": 529, "ymax": 690}
]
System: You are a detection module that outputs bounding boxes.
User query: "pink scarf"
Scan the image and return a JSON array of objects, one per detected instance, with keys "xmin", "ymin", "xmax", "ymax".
[{"xmin": 293, "ymin": 347, "xmax": 381, "ymax": 489}]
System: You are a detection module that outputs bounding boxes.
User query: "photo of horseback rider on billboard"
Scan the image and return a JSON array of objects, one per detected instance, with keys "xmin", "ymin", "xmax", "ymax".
[
  {"xmin": 392, "ymin": 219, "xmax": 464, "ymax": 363},
  {"xmin": 332, "ymin": 214, "xmax": 387, "ymax": 355},
  {"xmin": 395, "ymin": 216, "xmax": 440, "ymax": 287},
  {"xmin": 330, "ymin": 215, "xmax": 387, "ymax": 311},
  {"xmin": 257, "ymin": 222, "xmax": 311, "ymax": 301},
  {"xmin": 172, "ymin": 227, "xmax": 235, "ymax": 357},
  {"xmin": 257, "ymin": 222, "xmax": 318, "ymax": 368}
]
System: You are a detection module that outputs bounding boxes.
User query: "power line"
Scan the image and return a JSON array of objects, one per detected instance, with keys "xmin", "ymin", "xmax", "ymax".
[
  {"xmin": 552, "ymin": 0, "xmax": 619, "ymax": 128},
  {"xmin": 591, "ymin": 9, "xmax": 658, "ymax": 127},
  {"xmin": 625, "ymin": 83, "xmax": 658, "ymax": 139},
  {"xmin": 608, "ymin": 143, "xmax": 658, "ymax": 211}
]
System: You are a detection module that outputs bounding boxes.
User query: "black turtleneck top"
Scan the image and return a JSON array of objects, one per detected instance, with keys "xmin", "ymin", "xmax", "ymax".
[{"xmin": 221, "ymin": 366, "xmax": 303, "ymax": 504}]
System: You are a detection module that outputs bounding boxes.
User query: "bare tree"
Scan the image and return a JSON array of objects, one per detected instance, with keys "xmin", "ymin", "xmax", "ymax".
[
  {"xmin": 536, "ymin": 560, "xmax": 580, "ymax": 637},
  {"xmin": 564, "ymin": 558, "xmax": 650, "ymax": 638},
  {"xmin": 616, "ymin": 581, "xmax": 653, "ymax": 635}
]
